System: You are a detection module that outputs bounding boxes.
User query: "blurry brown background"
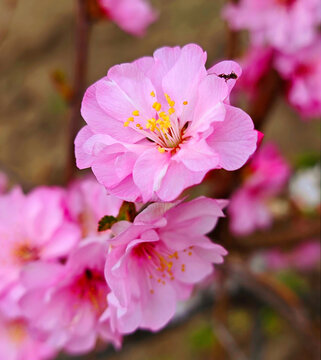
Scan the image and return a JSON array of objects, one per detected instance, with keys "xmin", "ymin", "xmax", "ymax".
[{"xmin": 0, "ymin": 1, "xmax": 320, "ymax": 359}]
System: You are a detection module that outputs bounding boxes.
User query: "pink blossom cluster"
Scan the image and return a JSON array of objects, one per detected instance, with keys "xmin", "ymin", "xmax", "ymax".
[
  {"xmin": 97, "ymin": 0, "xmax": 157, "ymax": 36},
  {"xmin": 254, "ymin": 240, "xmax": 321, "ymax": 272},
  {"xmin": 223, "ymin": 0, "xmax": 321, "ymax": 119},
  {"xmin": 75, "ymin": 44, "xmax": 258, "ymax": 203},
  {"xmin": 0, "ymin": 177, "xmax": 123, "ymax": 358},
  {"xmin": 228, "ymin": 142, "xmax": 291, "ymax": 236},
  {"xmin": 0, "ymin": 176, "xmax": 228, "ymax": 358},
  {"xmin": 0, "ymin": 44, "xmax": 259, "ymax": 359}
]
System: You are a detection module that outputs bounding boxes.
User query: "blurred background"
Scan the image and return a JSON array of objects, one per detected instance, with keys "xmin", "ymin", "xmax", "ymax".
[{"xmin": 0, "ymin": 0, "xmax": 320, "ymax": 359}]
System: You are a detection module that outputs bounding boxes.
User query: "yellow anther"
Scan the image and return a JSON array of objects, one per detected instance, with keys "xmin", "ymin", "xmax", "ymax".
[
  {"xmin": 183, "ymin": 101, "xmax": 188, "ymax": 105},
  {"xmin": 128, "ymin": 117, "xmax": 134, "ymax": 122},
  {"xmin": 157, "ymin": 147, "xmax": 165, "ymax": 154},
  {"xmin": 153, "ymin": 102, "xmax": 161, "ymax": 112},
  {"xmin": 159, "ymin": 111, "xmax": 169, "ymax": 121},
  {"xmin": 168, "ymin": 107, "xmax": 175, "ymax": 115},
  {"xmin": 188, "ymin": 251, "xmax": 192, "ymax": 256},
  {"xmin": 181, "ymin": 264, "xmax": 186, "ymax": 272},
  {"xmin": 123, "ymin": 121, "xmax": 130, "ymax": 127},
  {"xmin": 132, "ymin": 110, "xmax": 140, "ymax": 116},
  {"xmin": 150, "ymin": 91, "xmax": 155, "ymax": 97}
]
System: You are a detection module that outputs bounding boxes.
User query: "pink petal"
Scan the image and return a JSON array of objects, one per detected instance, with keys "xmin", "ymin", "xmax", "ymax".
[
  {"xmin": 156, "ymin": 162, "xmax": 205, "ymax": 201},
  {"xmin": 162, "ymin": 44, "xmax": 207, "ymax": 115},
  {"xmin": 82, "ymin": 81, "xmax": 143, "ymax": 143},
  {"xmin": 133, "ymin": 148, "xmax": 170, "ymax": 202},
  {"xmin": 207, "ymin": 105, "xmax": 257, "ymax": 171},
  {"xmin": 174, "ymin": 139, "xmax": 219, "ymax": 172},
  {"xmin": 74, "ymin": 126, "xmax": 95, "ymax": 169}
]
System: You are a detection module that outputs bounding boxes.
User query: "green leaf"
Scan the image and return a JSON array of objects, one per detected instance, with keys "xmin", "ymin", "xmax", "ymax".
[{"xmin": 97, "ymin": 215, "xmax": 117, "ymax": 232}]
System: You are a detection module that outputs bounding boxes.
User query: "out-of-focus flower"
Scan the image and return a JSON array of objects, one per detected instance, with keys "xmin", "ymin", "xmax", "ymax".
[
  {"xmin": 0, "ymin": 313, "xmax": 55, "ymax": 360},
  {"xmin": 20, "ymin": 239, "xmax": 121, "ymax": 354},
  {"xmin": 75, "ymin": 44, "xmax": 258, "ymax": 202},
  {"xmin": 0, "ymin": 187, "xmax": 80, "ymax": 295},
  {"xmin": 66, "ymin": 176, "xmax": 123, "ymax": 237},
  {"xmin": 223, "ymin": 0, "xmax": 321, "ymax": 54},
  {"xmin": 275, "ymin": 39, "xmax": 321, "ymax": 119},
  {"xmin": 235, "ymin": 46, "xmax": 274, "ymax": 98},
  {"xmin": 229, "ymin": 142, "xmax": 291, "ymax": 236},
  {"xmin": 102, "ymin": 197, "xmax": 227, "ymax": 334},
  {"xmin": 290, "ymin": 164, "xmax": 321, "ymax": 212},
  {"xmin": 97, "ymin": 0, "xmax": 157, "ymax": 36},
  {"xmin": 255, "ymin": 240, "xmax": 321, "ymax": 271}
]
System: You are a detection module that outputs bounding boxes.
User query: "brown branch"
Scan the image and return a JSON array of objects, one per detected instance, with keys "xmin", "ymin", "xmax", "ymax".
[
  {"xmin": 66, "ymin": 0, "xmax": 91, "ymax": 183},
  {"xmin": 248, "ymin": 67, "xmax": 283, "ymax": 130},
  {"xmin": 212, "ymin": 319, "xmax": 249, "ymax": 360},
  {"xmin": 226, "ymin": 258, "xmax": 321, "ymax": 359}
]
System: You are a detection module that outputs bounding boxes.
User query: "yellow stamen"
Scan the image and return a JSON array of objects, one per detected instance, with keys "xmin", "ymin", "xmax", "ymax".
[
  {"xmin": 157, "ymin": 147, "xmax": 165, "ymax": 153},
  {"xmin": 132, "ymin": 110, "xmax": 140, "ymax": 116},
  {"xmin": 159, "ymin": 111, "xmax": 169, "ymax": 121},
  {"xmin": 183, "ymin": 101, "xmax": 188, "ymax": 105},
  {"xmin": 168, "ymin": 107, "xmax": 175, "ymax": 115},
  {"xmin": 150, "ymin": 91, "xmax": 155, "ymax": 97},
  {"xmin": 153, "ymin": 102, "xmax": 161, "ymax": 112},
  {"xmin": 123, "ymin": 121, "xmax": 130, "ymax": 127},
  {"xmin": 128, "ymin": 117, "xmax": 134, "ymax": 122}
]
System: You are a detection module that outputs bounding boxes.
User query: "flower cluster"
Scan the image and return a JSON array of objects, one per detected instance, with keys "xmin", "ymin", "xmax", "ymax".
[
  {"xmin": 228, "ymin": 142, "xmax": 290, "ymax": 236},
  {"xmin": 0, "ymin": 176, "xmax": 228, "ymax": 358},
  {"xmin": 223, "ymin": 0, "xmax": 321, "ymax": 119},
  {"xmin": 96, "ymin": 0, "xmax": 157, "ymax": 36},
  {"xmin": 75, "ymin": 44, "xmax": 258, "ymax": 202},
  {"xmin": 0, "ymin": 178, "xmax": 122, "ymax": 358},
  {"xmin": 0, "ymin": 43, "xmax": 258, "ymax": 359}
]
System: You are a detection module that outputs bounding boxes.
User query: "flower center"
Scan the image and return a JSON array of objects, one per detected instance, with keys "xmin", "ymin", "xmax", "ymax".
[
  {"xmin": 8, "ymin": 320, "xmax": 27, "ymax": 344},
  {"xmin": 132, "ymin": 242, "xmax": 193, "ymax": 294},
  {"xmin": 276, "ymin": 0, "xmax": 296, "ymax": 7},
  {"xmin": 14, "ymin": 244, "xmax": 39, "ymax": 263},
  {"xmin": 71, "ymin": 268, "xmax": 107, "ymax": 312},
  {"xmin": 123, "ymin": 92, "xmax": 189, "ymax": 153}
]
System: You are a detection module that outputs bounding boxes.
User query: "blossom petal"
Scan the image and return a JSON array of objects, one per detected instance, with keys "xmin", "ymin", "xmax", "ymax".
[
  {"xmin": 207, "ymin": 105, "xmax": 257, "ymax": 170},
  {"xmin": 133, "ymin": 148, "xmax": 170, "ymax": 202}
]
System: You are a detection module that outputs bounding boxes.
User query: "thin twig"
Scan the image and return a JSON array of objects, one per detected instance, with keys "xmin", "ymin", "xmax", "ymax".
[
  {"xmin": 212, "ymin": 319, "xmax": 249, "ymax": 360},
  {"xmin": 66, "ymin": 0, "xmax": 91, "ymax": 183}
]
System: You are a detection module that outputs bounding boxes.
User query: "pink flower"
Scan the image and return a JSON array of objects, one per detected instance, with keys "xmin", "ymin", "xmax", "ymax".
[
  {"xmin": 0, "ymin": 187, "xmax": 80, "ymax": 295},
  {"xmin": 20, "ymin": 239, "xmax": 121, "ymax": 354},
  {"xmin": 75, "ymin": 44, "xmax": 258, "ymax": 202},
  {"xmin": 103, "ymin": 197, "xmax": 227, "ymax": 333},
  {"xmin": 275, "ymin": 39, "xmax": 321, "ymax": 119},
  {"xmin": 229, "ymin": 142, "xmax": 290, "ymax": 236},
  {"xmin": 259, "ymin": 240, "xmax": 321, "ymax": 271},
  {"xmin": 0, "ymin": 313, "xmax": 55, "ymax": 360},
  {"xmin": 98, "ymin": 0, "xmax": 157, "ymax": 36},
  {"xmin": 223, "ymin": 0, "xmax": 321, "ymax": 53},
  {"xmin": 66, "ymin": 176, "xmax": 123, "ymax": 237}
]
